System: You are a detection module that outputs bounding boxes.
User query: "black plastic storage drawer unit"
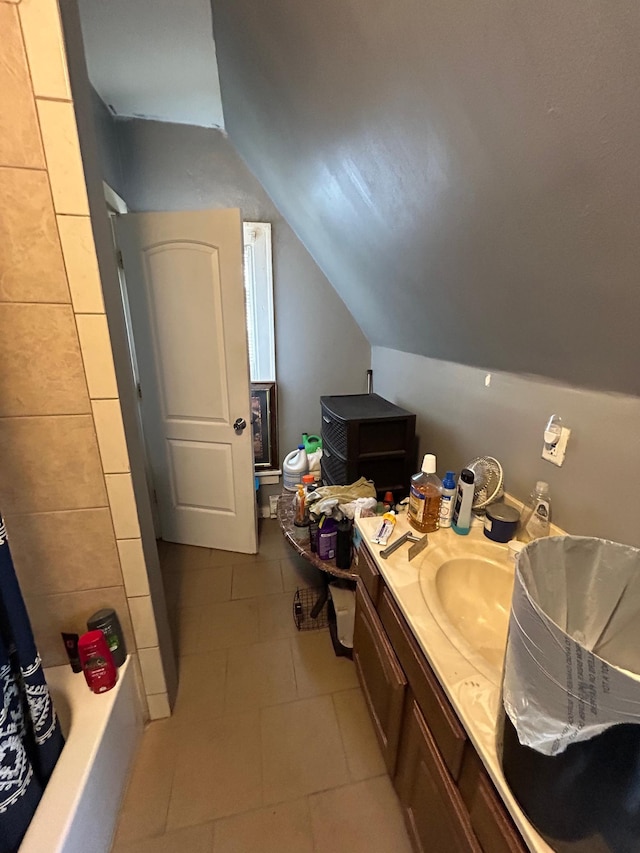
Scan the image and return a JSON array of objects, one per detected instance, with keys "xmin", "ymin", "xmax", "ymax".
[{"xmin": 320, "ymin": 394, "xmax": 416, "ymax": 497}]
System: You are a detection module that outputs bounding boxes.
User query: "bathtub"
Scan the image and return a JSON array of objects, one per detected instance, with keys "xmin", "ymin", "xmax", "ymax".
[{"xmin": 19, "ymin": 657, "xmax": 143, "ymax": 853}]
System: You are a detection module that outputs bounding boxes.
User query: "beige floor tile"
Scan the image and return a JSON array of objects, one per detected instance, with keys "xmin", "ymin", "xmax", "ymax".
[
  {"xmin": 309, "ymin": 776, "xmax": 412, "ymax": 853},
  {"xmin": 212, "ymin": 799, "xmax": 314, "ymax": 853},
  {"xmin": 171, "ymin": 649, "xmax": 227, "ymax": 723},
  {"xmin": 225, "ymin": 639, "xmax": 297, "ymax": 713},
  {"xmin": 209, "ymin": 548, "xmax": 257, "ymax": 567},
  {"xmin": 162, "ymin": 570, "xmax": 180, "ymax": 610},
  {"xmin": 257, "ymin": 518, "xmax": 281, "ymax": 537},
  {"xmin": 290, "ymin": 631, "xmax": 359, "ymax": 698},
  {"xmin": 166, "ymin": 710, "xmax": 262, "ymax": 829},
  {"xmin": 333, "ymin": 688, "xmax": 386, "ymax": 781},
  {"xmin": 114, "ymin": 720, "xmax": 179, "ymax": 845},
  {"xmin": 169, "ymin": 565, "xmax": 233, "ymax": 609},
  {"xmin": 256, "ymin": 520, "xmax": 291, "ymax": 558},
  {"xmin": 258, "ymin": 592, "xmax": 299, "ymax": 641},
  {"xmin": 170, "ymin": 606, "xmax": 202, "ymax": 657},
  {"xmin": 257, "ymin": 518, "xmax": 284, "ymax": 541},
  {"xmin": 113, "ymin": 823, "xmax": 214, "ymax": 853},
  {"xmin": 199, "ymin": 598, "xmax": 260, "ymax": 650},
  {"xmin": 231, "ymin": 560, "xmax": 283, "ymax": 599},
  {"xmin": 261, "ymin": 695, "xmax": 349, "ymax": 804},
  {"xmin": 255, "ymin": 537, "xmax": 290, "ymax": 561},
  {"xmin": 280, "ymin": 552, "xmax": 325, "ymax": 592},
  {"xmin": 161, "ymin": 542, "xmax": 213, "ymax": 573}
]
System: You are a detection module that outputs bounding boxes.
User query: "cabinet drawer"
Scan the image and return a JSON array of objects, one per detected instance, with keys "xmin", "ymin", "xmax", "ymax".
[
  {"xmin": 458, "ymin": 748, "xmax": 527, "ymax": 853},
  {"xmin": 320, "ymin": 414, "xmax": 348, "ymax": 456},
  {"xmin": 395, "ymin": 697, "xmax": 481, "ymax": 853},
  {"xmin": 320, "ymin": 443, "xmax": 351, "ymax": 485},
  {"xmin": 354, "ymin": 540, "xmax": 381, "ymax": 606},
  {"xmin": 353, "ymin": 584, "xmax": 407, "ymax": 775},
  {"xmin": 379, "ymin": 586, "xmax": 467, "ymax": 780}
]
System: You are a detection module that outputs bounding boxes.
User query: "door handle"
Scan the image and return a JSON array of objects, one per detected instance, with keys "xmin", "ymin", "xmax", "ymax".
[{"xmin": 233, "ymin": 417, "xmax": 247, "ymax": 434}]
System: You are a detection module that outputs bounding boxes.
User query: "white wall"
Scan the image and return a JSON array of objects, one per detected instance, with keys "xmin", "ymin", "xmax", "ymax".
[{"xmin": 372, "ymin": 347, "xmax": 640, "ymax": 548}]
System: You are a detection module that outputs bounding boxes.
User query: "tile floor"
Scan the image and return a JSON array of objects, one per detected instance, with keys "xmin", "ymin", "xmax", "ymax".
[{"xmin": 111, "ymin": 519, "xmax": 413, "ymax": 853}]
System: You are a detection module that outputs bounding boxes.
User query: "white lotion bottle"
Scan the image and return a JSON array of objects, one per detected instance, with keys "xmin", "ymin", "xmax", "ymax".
[
  {"xmin": 439, "ymin": 471, "xmax": 456, "ymax": 528},
  {"xmin": 452, "ymin": 468, "xmax": 475, "ymax": 535}
]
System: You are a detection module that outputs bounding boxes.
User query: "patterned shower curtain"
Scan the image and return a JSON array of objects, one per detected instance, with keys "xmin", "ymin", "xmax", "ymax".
[{"xmin": 0, "ymin": 517, "xmax": 64, "ymax": 852}]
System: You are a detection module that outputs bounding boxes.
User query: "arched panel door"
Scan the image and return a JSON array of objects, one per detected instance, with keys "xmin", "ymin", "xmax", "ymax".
[{"xmin": 116, "ymin": 209, "xmax": 257, "ymax": 553}]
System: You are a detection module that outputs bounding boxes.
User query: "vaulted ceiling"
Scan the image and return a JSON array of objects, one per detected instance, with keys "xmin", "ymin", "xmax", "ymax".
[
  {"xmin": 210, "ymin": 0, "xmax": 640, "ymax": 397},
  {"xmin": 77, "ymin": 0, "xmax": 640, "ymax": 397}
]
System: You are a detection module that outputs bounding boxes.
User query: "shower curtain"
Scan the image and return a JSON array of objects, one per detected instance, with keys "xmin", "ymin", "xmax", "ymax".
[{"xmin": 0, "ymin": 517, "xmax": 64, "ymax": 852}]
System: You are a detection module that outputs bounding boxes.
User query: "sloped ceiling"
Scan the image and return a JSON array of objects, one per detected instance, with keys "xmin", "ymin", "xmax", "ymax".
[{"xmin": 211, "ymin": 0, "xmax": 640, "ymax": 396}]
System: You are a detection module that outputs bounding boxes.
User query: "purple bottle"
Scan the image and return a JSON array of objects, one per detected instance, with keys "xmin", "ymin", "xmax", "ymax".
[{"xmin": 317, "ymin": 518, "xmax": 338, "ymax": 560}]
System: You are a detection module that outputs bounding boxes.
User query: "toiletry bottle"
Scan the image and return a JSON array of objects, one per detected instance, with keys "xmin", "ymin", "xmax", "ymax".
[
  {"xmin": 408, "ymin": 453, "xmax": 443, "ymax": 533},
  {"xmin": 519, "ymin": 481, "xmax": 551, "ymax": 542},
  {"xmin": 452, "ymin": 468, "xmax": 475, "ymax": 535},
  {"xmin": 336, "ymin": 518, "xmax": 353, "ymax": 570},
  {"xmin": 294, "ymin": 483, "xmax": 307, "ymax": 526},
  {"xmin": 317, "ymin": 516, "xmax": 338, "ymax": 560},
  {"xmin": 61, "ymin": 632, "xmax": 82, "ymax": 673},
  {"xmin": 78, "ymin": 630, "xmax": 117, "ymax": 694},
  {"xmin": 87, "ymin": 608, "xmax": 127, "ymax": 667},
  {"xmin": 439, "ymin": 471, "xmax": 456, "ymax": 529}
]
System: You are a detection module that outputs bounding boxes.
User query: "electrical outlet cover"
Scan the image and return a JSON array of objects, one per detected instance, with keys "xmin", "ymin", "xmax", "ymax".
[{"xmin": 542, "ymin": 426, "xmax": 571, "ymax": 467}]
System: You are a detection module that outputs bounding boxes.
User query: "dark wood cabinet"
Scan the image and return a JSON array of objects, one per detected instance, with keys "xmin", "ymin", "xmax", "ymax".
[
  {"xmin": 458, "ymin": 746, "xmax": 527, "ymax": 853},
  {"xmin": 353, "ymin": 584, "xmax": 407, "ymax": 775},
  {"xmin": 320, "ymin": 394, "xmax": 416, "ymax": 496},
  {"xmin": 395, "ymin": 696, "xmax": 482, "ymax": 853},
  {"xmin": 353, "ymin": 540, "xmax": 530, "ymax": 853},
  {"xmin": 353, "ymin": 534, "xmax": 382, "ymax": 606},
  {"xmin": 379, "ymin": 586, "xmax": 467, "ymax": 781}
]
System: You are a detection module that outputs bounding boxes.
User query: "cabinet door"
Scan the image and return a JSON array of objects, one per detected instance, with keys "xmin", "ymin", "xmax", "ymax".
[
  {"xmin": 355, "ymin": 539, "xmax": 381, "ymax": 606},
  {"xmin": 458, "ymin": 747, "xmax": 527, "ymax": 853},
  {"xmin": 379, "ymin": 587, "xmax": 467, "ymax": 780},
  {"xmin": 395, "ymin": 697, "xmax": 482, "ymax": 853},
  {"xmin": 353, "ymin": 584, "xmax": 407, "ymax": 774}
]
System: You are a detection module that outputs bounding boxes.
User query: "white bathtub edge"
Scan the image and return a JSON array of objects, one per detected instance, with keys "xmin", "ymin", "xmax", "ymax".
[{"xmin": 19, "ymin": 658, "xmax": 143, "ymax": 853}]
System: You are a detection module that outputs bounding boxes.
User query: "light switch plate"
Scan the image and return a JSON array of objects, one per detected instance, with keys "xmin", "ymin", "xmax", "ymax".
[{"xmin": 542, "ymin": 426, "xmax": 571, "ymax": 467}]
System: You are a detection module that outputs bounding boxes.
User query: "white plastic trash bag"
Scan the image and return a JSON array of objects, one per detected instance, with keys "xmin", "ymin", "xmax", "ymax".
[{"xmin": 503, "ymin": 536, "xmax": 640, "ymax": 756}]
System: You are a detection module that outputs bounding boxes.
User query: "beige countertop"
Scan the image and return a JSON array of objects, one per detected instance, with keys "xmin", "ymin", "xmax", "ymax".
[{"xmin": 355, "ymin": 511, "xmax": 555, "ymax": 853}]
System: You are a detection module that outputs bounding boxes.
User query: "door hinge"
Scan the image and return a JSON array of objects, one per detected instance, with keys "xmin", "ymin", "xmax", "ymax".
[
  {"xmin": 136, "ymin": 382, "xmax": 142, "ymax": 399},
  {"xmin": 116, "ymin": 249, "xmax": 124, "ymax": 269}
]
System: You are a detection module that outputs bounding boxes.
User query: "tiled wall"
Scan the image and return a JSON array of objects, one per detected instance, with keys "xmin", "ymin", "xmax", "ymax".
[{"xmin": 0, "ymin": 0, "xmax": 169, "ymax": 719}]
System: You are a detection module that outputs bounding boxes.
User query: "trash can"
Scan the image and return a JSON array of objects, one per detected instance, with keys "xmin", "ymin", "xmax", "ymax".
[{"xmin": 499, "ymin": 536, "xmax": 640, "ymax": 853}]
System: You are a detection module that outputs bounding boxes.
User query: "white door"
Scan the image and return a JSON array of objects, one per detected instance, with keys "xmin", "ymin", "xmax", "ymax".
[{"xmin": 116, "ymin": 209, "xmax": 257, "ymax": 553}]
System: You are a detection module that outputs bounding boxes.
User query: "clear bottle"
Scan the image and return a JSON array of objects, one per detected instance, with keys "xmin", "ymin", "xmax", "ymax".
[
  {"xmin": 408, "ymin": 453, "xmax": 442, "ymax": 533},
  {"xmin": 439, "ymin": 471, "xmax": 456, "ymax": 528},
  {"xmin": 518, "ymin": 481, "xmax": 551, "ymax": 542}
]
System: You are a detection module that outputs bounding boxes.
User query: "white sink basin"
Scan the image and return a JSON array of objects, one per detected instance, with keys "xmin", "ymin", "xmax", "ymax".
[{"xmin": 418, "ymin": 539, "xmax": 515, "ymax": 683}]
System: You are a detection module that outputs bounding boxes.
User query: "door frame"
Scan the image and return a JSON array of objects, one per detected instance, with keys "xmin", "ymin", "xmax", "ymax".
[{"xmin": 103, "ymin": 182, "xmax": 161, "ymax": 537}]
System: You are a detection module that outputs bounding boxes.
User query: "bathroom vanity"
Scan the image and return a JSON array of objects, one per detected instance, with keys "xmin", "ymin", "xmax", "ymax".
[{"xmin": 353, "ymin": 514, "xmax": 554, "ymax": 853}]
